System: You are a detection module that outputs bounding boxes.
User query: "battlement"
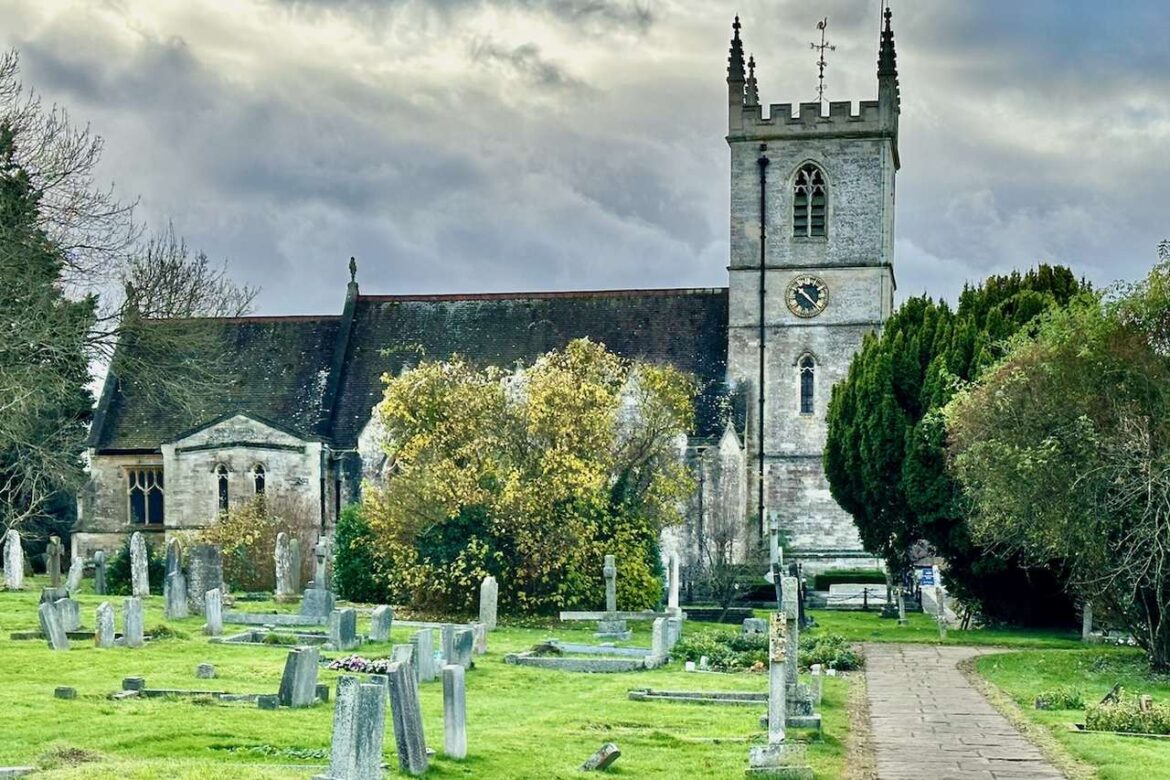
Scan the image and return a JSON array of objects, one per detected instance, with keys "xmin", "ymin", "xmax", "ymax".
[{"xmin": 734, "ymin": 99, "xmax": 893, "ymax": 140}]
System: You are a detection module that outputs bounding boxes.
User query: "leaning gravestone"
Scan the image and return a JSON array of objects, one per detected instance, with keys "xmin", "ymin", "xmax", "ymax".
[
  {"xmin": 65, "ymin": 556, "xmax": 85, "ymax": 593},
  {"xmin": 46, "ymin": 535, "xmax": 64, "ymax": 588},
  {"xmin": 54, "ymin": 597, "xmax": 81, "ymax": 632},
  {"xmin": 329, "ymin": 608, "xmax": 359, "ymax": 651},
  {"xmin": 165, "ymin": 571, "xmax": 189, "ymax": 620},
  {"xmin": 410, "ymin": 629, "xmax": 436, "ymax": 683},
  {"xmin": 129, "ymin": 531, "xmax": 150, "ymax": 597},
  {"xmin": 278, "ymin": 646, "xmax": 321, "ymax": 708},
  {"xmin": 386, "ymin": 660, "xmax": 429, "ymax": 775},
  {"xmin": 204, "ymin": 588, "xmax": 223, "ymax": 636},
  {"xmin": 316, "ymin": 675, "xmax": 387, "ymax": 780},
  {"xmin": 93, "ymin": 550, "xmax": 107, "ymax": 595},
  {"xmin": 95, "ymin": 602, "xmax": 115, "ymax": 648},
  {"xmin": 37, "ymin": 601, "xmax": 69, "ymax": 650},
  {"xmin": 581, "ymin": 743, "xmax": 621, "ymax": 771},
  {"xmin": 274, "ymin": 532, "xmax": 294, "ymax": 601},
  {"xmin": 123, "ymin": 597, "xmax": 144, "ymax": 648},
  {"xmin": 370, "ymin": 605, "xmax": 393, "ymax": 642},
  {"xmin": 186, "ymin": 544, "xmax": 223, "ymax": 615},
  {"xmin": 479, "ymin": 575, "xmax": 498, "ymax": 631},
  {"xmin": 3, "ymin": 529, "xmax": 23, "ymax": 590},
  {"xmin": 442, "ymin": 664, "xmax": 467, "ymax": 760}
]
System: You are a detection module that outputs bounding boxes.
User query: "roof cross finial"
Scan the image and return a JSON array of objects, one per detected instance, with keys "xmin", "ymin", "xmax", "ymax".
[
  {"xmin": 733, "ymin": 15, "xmax": 741, "ymax": 39},
  {"xmin": 727, "ymin": 15, "xmax": 746, "ymax": 83},
  {"xmin": 746, "ymin": 54, "xmax": 759, "ymax": 107},
  {"xmin": 810, "ymin": 17, "xmax": 836, "ymax": 107}
]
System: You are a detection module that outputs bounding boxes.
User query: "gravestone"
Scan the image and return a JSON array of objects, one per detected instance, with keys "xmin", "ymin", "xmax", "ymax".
[
  {"xmin": 666, "ymin": 616, "xmax": 683, "ymax": 651},
  {"xmin": 274, "ymin": 532, "xmax": 294, "ymax": 601},
  {"xmin": 479, "ymin": 575, "xmax": 498, "ymax": 631},
  {"xmin": 123, "ymin": 597, "xmax": 144, "ymax": 648},
  {"xmin": 278, "ymin": 646, "xmax": 321, "ymax": 708},
  {"xmin": 441, "ymin": 624, "xmax": 455, "ymax": 664},
  {"xmin": 46, "ymin": 535, "xmax": 64, "ymax": 588},
  {"xmin": 745, "ymin": 610, "xmax": 812, "ymax": 778},
  {"xmin": 370, "ymin": 605, "xmax": 393, "ymax": 642},
  {"xmin": 95, "ymin": 601, "xmax": 115, "ymax": 648},
  {"xmin": 329, "ymin": 608, "xmax": 359, "ymax": 651},
  {"xmin": 667, "ymin": 553, "xmax": 681, "ymax": 617},
  {"xmin": 450, "ymin": 628, "xmax": 474, "ymax": 669},
  {"xmin": 442, "ymin": 664, "xmax": 467, "ymax": 759},
  {"xmin": 782, "ymin": 576, "xmax": 815, "ymax": 719},
  {"xmin": 596, "ymin": 554, "xmax": 630, "ymax": 640},
  {"xmin": 391, "ymin": 644, "xmax": 414, "ymax": 669},
  {"xmin": 317, "ymin": 675, "xmax": 386, "ymax": 780},
  {"xmin": 54, "ymin": 597, "xmax": 81, "ymax": 632},
  {"xmin": 650, "ymin": 618, "xmax": 667, "ymax": 661},
  {"xmin": 386, "ymin": 660, "xmax": 429, "ymax": 775},
  {"xmin": 165, "ymin": 571, "xmax": 189, "ymax": 620},
  {"xmin": 810, "ymin": 665, "xmax": 823, "ymax": 706},
  {"xmin": 471, "ymin": 622, "xmax": 487, "ymax": 655},
  {"xmin": 165, "ymin": 538, "xmax": 182, "ymax": 580},
  {"xmin": 65, "ymin": 556, "xmax": 85, "ymax": 593},
  {"xmin": 288, "ymin": 537, "xmax": 303, "ymax": 595},
  {"xmin": 129, "ymin": 531, "xmax": 149, "ymax": 597},
  {"xmin": 1082, "ymin": 603, "xmax": 1094, "ymax": 642},
  {"xmin": 93, "ymin": 550, "xmax": 107, "ymax": 595},
  {"xmin": 204, "ymin": 588, "xmax": 223, "ymax": 636},
  {"xmin": 581, "ymin": 743, "xmax": 622, "ymax": 771},
  {"xmin": 40, "ymin": 586, "xmax": 68, "ymax": 605},
  {"xmin": 187, "ymin": 544, "xmax": 223, "ymax": 615},
  {"xmin": 300, "ymin": 537, "xmax": 336, "ymax": 618},
  {"xmin": 196, "ymin": 663, "xmax": 216, "ymax": 679},
  {"xmin": 37, "ymin": 601, "xmax": 69, "ymax": 650},
  {"xmin": 3, "ymin": 529, "xmax": 23, "ymax": 590},
  {"xmin": 410, "ymin": 629, "xmax": 435, "ymax": 683}
]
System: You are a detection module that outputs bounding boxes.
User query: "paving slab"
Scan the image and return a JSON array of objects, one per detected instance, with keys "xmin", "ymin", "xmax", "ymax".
[{"xmin": 865, "ymin": 644, "xmax": 1065, "ymax": 779}]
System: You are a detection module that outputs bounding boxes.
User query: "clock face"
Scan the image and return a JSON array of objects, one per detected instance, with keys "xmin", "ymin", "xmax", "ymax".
[{"xmin": 786, "ymin": 275, "xmax": 829, "ymax": 318}]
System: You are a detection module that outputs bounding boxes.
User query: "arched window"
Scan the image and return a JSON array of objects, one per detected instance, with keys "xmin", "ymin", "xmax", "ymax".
[
  {"xmin": 253, "ymin": 464, "xmax": 266, "ymax": 496},
  {"xmin": 799, "ymin": 356, "xmax": 815, "ymax": 414},
  {"xmin": 793, "ymin": 163, "xmax": 827, "ymax": 238},
  {"xmin": 215, "ymin": 464, "xmax": 229, "ymax": 512},
  {"xmin": 127, "ymin": 467, "xmax": 164, "ymax": 525}
]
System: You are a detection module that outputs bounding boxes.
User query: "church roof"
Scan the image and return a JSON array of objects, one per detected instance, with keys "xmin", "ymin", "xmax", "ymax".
[{"xmin": 90, "ymin": 287, "xmax": 732, "ymax": 453}]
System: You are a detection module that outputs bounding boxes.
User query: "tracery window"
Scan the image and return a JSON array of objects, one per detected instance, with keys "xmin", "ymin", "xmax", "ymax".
[
  {"xmin": 793, "ymin": 163, "xmax": 827, "ymax": 238},
  {"xmin": 216, "ymin": 464, "xmax": 229, "ymax": 512},
  {"xmin": 799, "ymin": 356, "xmax": 815, "ymax": 414},
  {"xmin": 127, "ymin": 467, "xmax": 164, "ymax": 525},
  {"xmin": 253, "ymin": 464, "xmax": 266, "ymax": 496}
]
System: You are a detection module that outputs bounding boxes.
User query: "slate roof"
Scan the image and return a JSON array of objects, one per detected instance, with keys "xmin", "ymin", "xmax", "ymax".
[{"xmin": 90, "ymin": 287, "xmax": 732, "ymax": 453}]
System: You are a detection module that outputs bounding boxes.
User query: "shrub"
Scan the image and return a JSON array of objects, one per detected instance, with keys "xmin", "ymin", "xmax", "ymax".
[
  {"xmin": 799, "ymin": 632, "xmax": 864, "ymax": 671},
  {"xmin": 104, "ymin": 535, "xmax": 165, "ymax": 596},
  {"xmin": 1034, "ymin": 687, "xmax": 1084, "ymax": 710},
  {"xmin": 333, "ymin": 503, "xmax": 388, "ymax": 603},
  {"xmin": 198, "ymin": 495, "xmax": 316, "ymax": 592},
  {"xmin": 1085, "ymin": 693, "xmax": 1170, "ymax": 735},
  {"xmin": 672, "ymin": 628, "xmax": 863, "ymax": 672},
  {"xmin": 811, "ymin": 569, "xmax": 887, "ymax": 592}
]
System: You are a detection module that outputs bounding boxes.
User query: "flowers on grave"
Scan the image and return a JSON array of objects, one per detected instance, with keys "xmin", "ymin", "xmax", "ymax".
[{"xmin": 328, "ymin": 655, "xmax": 394, "ymax": 674}]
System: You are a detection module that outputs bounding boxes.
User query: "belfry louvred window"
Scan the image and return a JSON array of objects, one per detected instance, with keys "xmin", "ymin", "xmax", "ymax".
[{"xmin": 793, "ymin": 164, "xmax": 827, "ymax": 238}]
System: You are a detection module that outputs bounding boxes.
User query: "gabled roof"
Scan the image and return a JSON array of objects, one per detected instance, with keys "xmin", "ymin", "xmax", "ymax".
[{"xmin": 90, "ymin": 287, "xmax": 733, "ymax": 453}]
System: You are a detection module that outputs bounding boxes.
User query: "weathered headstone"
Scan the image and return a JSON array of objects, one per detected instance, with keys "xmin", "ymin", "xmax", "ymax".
[
  {"xmin": 478, "ymin": 575, "xmax": 498, "ymax": 631},
  {"xmin": 667, "ymin": 553, "xmax": 681, "ymax": 617},
  {"xmin": 596, "ymin": 554, "xmax": 630, "ymax": 640},
  {"xmin": 54, "ymin": 686, "xmax": 76, "ymax": 700},
  {"xmin": 196, "ymin": 663, "xmax": 216, "ymax": 679},
  {"xmin": 581, "ymin": 743, "xmax": 621, "ymax": 771},
  {"xmin": 442, "ymin": 664, "xmax": 467, "ymax": 759},
  {"xmin": 604, "ymin": 554, "xmax": 617, "ymax": 612},
  {"xmin": 37, "ymin": 601, "xmax": 69, "ymax": 650},
  {"xmin": 391, "ymin": 644, "xmax": 414, "ymax": 668},
  {"xmin": 123, "ymin": 596, "xmax": 144, "ymax": 648},
  {"xmin": 274, "ymin": 532, "xmax": 294, "ymax": 601},
  {"xmin": 3, "ymin": 529, "xmax": 23, "ymax": 590},
  {"xmin": 650, "ymin": 617, "xmax": 667, "ymax": 661},
  {"xmin": 441, "ymin": 623, "xmax": 455, "ymax": 664},
  {"xmin": 39, "ymin": 586, "xmax": 68, "ymax": 604},
  {"xmin": 318, "ymin": 675, "xmax": 387, "ymax": 780},
  {"xmin": 810, "ymin": 665, "xmax": 823, "ymax": 706},
  {"xmin": 471, "ymin": 622, "xmax": 487, "ymax": 655},
  {"xmin": 746, "ymin": 609, "xmax": 812, "ymax": 778},
  {"xmin": 370, "ymin": 605, "xmax": 393, "ymax": 642},
  {"xmin": 165, "ymin": 538, "xmax": 182, "ymax": 579},
  {"xmin": 301, "ymin": 537, "xmax": 336, "ymax": 618},
  {"xmin": 288, "ymin": 537, "xmax": 303, "ymax": 595},
  {"xmin": 450, "ymin": 628, "xmax": 474, "ymax": 669},
  {"xmin": 187, "ymin": 544, "xmax": 223, "ymax": 615},
  {"xmin": 165, "ymin": 571, "xmax": 189, "ymax": 620},
  {"xmin": 313, "ymin": 536, "xmax": 328, "ymax": 588},
  {"xmin": 54, "ymin": 597, "xmax": 81, "ymax": 632},
  {"xmin": 257, "ymin": 694, "xmax": 279, "ymax": 710},
  {"xmin": 65, "ymin": 556, "xmax": 84, "ymax": 593},
  {"xmin": 781, "ymin": 577, "xmax": 800, "ymax": 688},
  {"xmin": 1082, "ymin": 602, "xmax": 1094, "ymax": 642},
  {"xmin": 278, "ymin": 646, "xmax": 321, "ymax": 708},
  {"xmin": 410, "ymin": 629, "xmax": 435, "ymax": 683},
  {"xmin": 46, "ymin": 535, "xmax": 64, "ymax": 588},
  {"xmin": 129, "ymin": 531, "xmax": 149, "ymax": 597},
  {"xmin": 666, "ymin": 616, "xmax": 683, "ymax": 651},
  {"xmin": 330, "ymin": 608, "xmax": 359, "ymax": 651},
  {"xmin": 204, "ymin": 588, "xmax": 223, "ymax": 636},
  {"xmin": 93, "ymin": 550, "xmax": 106, "ymax": 595},
  {"xmin": 386, "ymin": 660, "xmax": 428, "ymax": 775},
  {"xmin": 95, "ymin": 601, "xmax": 115, "ymax": 648}
]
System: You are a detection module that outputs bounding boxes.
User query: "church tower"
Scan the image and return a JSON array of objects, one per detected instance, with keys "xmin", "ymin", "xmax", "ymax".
[{"xmin": 725, "ymin": 10, "xmax": 899, "ymax": 557}]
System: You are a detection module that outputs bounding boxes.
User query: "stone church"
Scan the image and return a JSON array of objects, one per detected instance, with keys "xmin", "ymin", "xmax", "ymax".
[{"xmin": 76, "ymin": 12, "xmax": 900, "ymax": 574}]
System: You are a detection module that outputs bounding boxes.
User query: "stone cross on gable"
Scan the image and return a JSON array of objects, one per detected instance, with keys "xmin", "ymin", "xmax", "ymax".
[{"xmin": 603, "ymin": 554, "xmax": 617, "ymax": 614}]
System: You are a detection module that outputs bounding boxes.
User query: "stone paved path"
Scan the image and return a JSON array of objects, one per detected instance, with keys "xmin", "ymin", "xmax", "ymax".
[{"xmin": 865, "ymin": 644, "xmax": 1064, "ymax": 779}]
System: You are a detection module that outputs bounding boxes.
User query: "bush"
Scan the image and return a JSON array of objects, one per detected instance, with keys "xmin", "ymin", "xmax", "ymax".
[
  {"xmin": 1085, "ymin": 693, "xmax": 1170, "ymax": 735},
  {"xmin": 198, "ymin": 495, "xmax": 316, "ymax": 592},
  {"xmin": 104, "ymin": 535, "xmax": 165, "ymax": 596},
  {"xmin": 333, "ymin": 503, "xmax": 387, "ymax": 603},
  {"xmin": 799, "ymin": 632, "xmax": 864, "ymax": 671},
  {"xmin": 1034, "ymin": 687, "xmax": 1084, "ymax": 710},
  {"xmin": 811, "ymin": 569, "xmax": 887, "ymax": 591}
]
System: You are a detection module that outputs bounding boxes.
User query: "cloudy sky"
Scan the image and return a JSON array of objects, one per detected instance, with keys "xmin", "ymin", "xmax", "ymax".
[{"xmin": 3, "ymin": 0, "xmax": 1168, "ymax": 314}]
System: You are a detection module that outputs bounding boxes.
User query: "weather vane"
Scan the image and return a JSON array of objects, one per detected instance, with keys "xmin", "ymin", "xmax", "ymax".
[{"xmin": 810, "ymin": 17, "xmax": 836, "ymax": 106}]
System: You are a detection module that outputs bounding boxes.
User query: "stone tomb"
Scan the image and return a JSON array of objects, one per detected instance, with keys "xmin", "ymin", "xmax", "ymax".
[{"xmin": 505, "ymin": 639, "xmax": 664, "ymax": 673}]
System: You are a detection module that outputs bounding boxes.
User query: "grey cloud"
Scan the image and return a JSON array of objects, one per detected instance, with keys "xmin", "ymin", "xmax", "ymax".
[{"xmin": 469, "ymin": 39, "xmax": 588, "ymax": 91}]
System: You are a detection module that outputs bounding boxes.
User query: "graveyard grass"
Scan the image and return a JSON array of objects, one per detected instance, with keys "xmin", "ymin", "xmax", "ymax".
[
  {"xmin": 976, "ymin": 648, "xmax": 1170, "ymax": 780},
  {"xmin": 808, "ymin": 609, "xmax": 1082, "ymax": 648},
  {"xmin": 0, "ymin": 578, "xmax": 851, "ymax": 779}
]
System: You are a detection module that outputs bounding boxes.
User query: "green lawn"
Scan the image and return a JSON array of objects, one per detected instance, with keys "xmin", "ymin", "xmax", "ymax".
[
  {"xmin": 0, "ymin": 578, "xmax": 850, "ymax": 778},
  {"xmin": 806, "ymin": 608, "xmax": 1083, "ymax": 648},
  {"xmin": 977, "ymin": 648, "xmax": 1170, "ymax": 779}
]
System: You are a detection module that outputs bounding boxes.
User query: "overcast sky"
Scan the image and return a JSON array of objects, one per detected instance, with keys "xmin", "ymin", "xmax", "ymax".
[{"xmin": 4, "ymin": 0, "xmax": 1168, "ymax": 314}]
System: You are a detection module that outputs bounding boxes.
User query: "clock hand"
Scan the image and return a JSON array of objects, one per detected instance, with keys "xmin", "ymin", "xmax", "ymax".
[{"xmin": 798, "ymin": 288, "xmax": 817, "ymax": 306}]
